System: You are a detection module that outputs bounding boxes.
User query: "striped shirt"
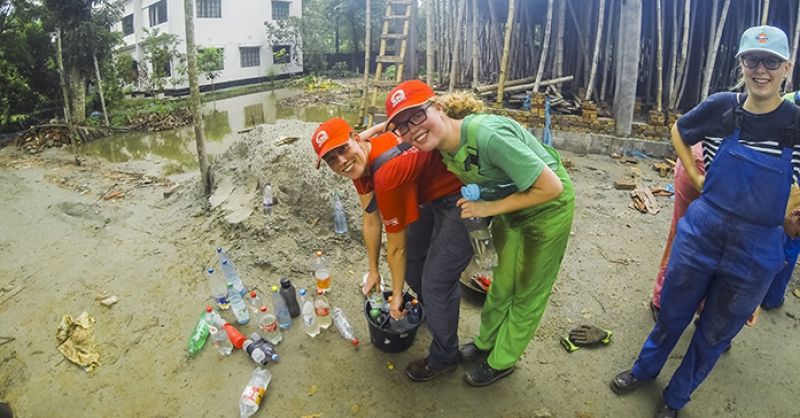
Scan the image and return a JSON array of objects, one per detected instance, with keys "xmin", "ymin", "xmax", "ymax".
[{"xmin": 677, "ymin": 92, "xmax": 800, "ymax": 183}]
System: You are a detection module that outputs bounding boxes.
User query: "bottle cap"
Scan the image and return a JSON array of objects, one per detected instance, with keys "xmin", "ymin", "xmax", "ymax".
[
  {"xmin": 207, "ymin": 267, "xmax": 215, "ymax": 274},
  {"xmin": 205, "ymin": 306, "xmax": 213, "ymax": 312},
  {"xmin": 250, "ymin": 291, "xmax": 257, "ymax": 298},
  {"xmin": 251, "ymin": 349, "xmax": 266, "ymax": 363},
  {"xmin": 299, "ymin": 288, "xmax": 307, "ymax": 296},
  {"xmin": 260, "ymin": 306, "xmax": 267, "ymax": 312},
  {"xmin": 271, "ymin": 285, "xmax": 279, "ymax": 292},
  {"xmin": 222, "ymin": 259, "xmax": 229, "ymax": 266},
  {"xmin": 316, "ymin": 289, "xmax": 324, "ymax": 296},
  {"xmin": 314, "ymin": 250, "xmax": 324, "ymax": 257},
  {"xmin": 280, "ymin": 277, "xmax": 291, "ymax": 287},
  {"xmin": 271, "ymin": 354, "xmax": 279, "ymax": 362},
  {"xmin": 351, "ymin": 338, "xmax": 359, "ymax": 347}
]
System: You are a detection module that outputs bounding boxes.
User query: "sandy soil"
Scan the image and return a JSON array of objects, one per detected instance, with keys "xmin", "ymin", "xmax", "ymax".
[{"xmin": 0, "ymin": 120, "xmax": 798, "ymax": 418}]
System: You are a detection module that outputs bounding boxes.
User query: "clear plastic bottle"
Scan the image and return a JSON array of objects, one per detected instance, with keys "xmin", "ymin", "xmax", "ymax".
[
  {"xmin": 279, "ymin": 277, "xmax": 301, "ymax": 318},
  {"xmin": 314, "ymin": 289, "xmax": 332, "ymax": 330},
  {"xmin": 206, "ymin": 268, "xmax": 229, "ymax": 308},
  {"xmin": 228, "ymin": 283, "xmax": 250, "ymax": 325},
  {"xmin": 246, "ymin": 290, "xmax": 262, "ymax": 315},
  {"xmin": 332, "ymin": 307, "xmax": 359, "ymax": 347},
  {"xmin": 460, "ymin": 184, "xmax": 499, "ymax": 271},
  {"xmin": 243, "ymin": 333, "xmax": 279, "ymax": 365},
  {"xmin": 332, "ymin": 192, "xmax": 348, "ymax": 234},
  {"xmin": 239, "ymin": 367, "xmax": 272, "ymax": 418},
  {"xmin": 271, "ymin": 285, "xmax": 291, "ymax": 329},
  {"xmin": 258, "ymin": 305, "xmax": 282, "ymax": 345},
  {"xmin": 262, "ymin": 181, "xmax": 274, "ymax": 216},
  {"xmin": 205, "ymin": 306, "xmax": 233, "ymax": 356},
  {"xmin": 311, "ymin": 251, "xmax": 331, "ymax": 293},
  {"xmin": 299, "ymin": 288, "xmax": 320, "ymax": 337},
  {"xmin": 220, "ymin": 259, "xmax": 247, "ymax": 296}
]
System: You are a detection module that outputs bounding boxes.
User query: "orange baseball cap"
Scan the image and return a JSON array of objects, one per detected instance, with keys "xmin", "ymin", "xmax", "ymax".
[
  {"xmin": 311, "ymin": 117, "xmax": 353, "ymax": 169},
  {"xmin": 384, "ymin": 80, "xmax": 435, "ymax": 130}
]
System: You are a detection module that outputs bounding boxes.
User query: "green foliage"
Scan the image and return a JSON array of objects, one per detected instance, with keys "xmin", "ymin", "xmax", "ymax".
[
  {"xmin": 141, "ymin": 28, "xmax": 185, "ymax": 94},
  {"xmin": 291, "ymin": 75, "xmax": 343, "ymax": 92},
  {"xmin": 325, "ymin": 61, "xmax": 354, "ymax": 78},
  {"xmin": 265, "ymin": 16, "xmax": 301, "ymax": 64},
  {"xmin": 197, "ymin": 47, "xmax": 224, "ymax": 82}
]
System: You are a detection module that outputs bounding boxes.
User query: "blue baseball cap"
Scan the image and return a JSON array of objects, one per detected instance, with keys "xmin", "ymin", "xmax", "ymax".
[{"xmin": 736, "ymin": 25, "xmax": 790, "ymax": 60}]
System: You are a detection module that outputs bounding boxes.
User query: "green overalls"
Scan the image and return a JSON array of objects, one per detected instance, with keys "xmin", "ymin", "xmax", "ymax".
[{"xmin": 442, "ymin": 115, "xmax": 575, "ymax": 370}]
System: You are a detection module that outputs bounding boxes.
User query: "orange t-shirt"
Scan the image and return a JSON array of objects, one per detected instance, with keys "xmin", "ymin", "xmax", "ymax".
[{"xmin": 352, "ymin": 133, "xmax": 462, "ymax": 233}]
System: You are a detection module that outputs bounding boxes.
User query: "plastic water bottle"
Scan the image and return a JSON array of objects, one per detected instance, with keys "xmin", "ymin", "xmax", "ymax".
[
  {"xmin": 243, "ymin": 333, "xmax": 279, "ymax": 365},
  {"xmin": 206, "ymin": 268, "xmax": 229, "ymax": 308},
  {"xmin": 311, "ymin": 251, "xmax": 331, "ymax": 293},
  {"xmin": 461, "ymin": 184, "xmax": 499, "ymax": 271},
  {"xmin": 279, "ymin": 277, "xmax": 301, "ymax": 318},
  {"xmin": 299, "ymin": 288, "xmax": 320, "ymax": 337},
  {"xmin": 368, "ymin": 289, "xmax": 384, "ymax": 320},
  {"xmin": 332, "ymin": 307, "xmax": 359, "ymax": 347},
  {"xmin": 314, "ymin": 289, "xmax": 332, "ymax": 330},
  {"xmin": 246, "ymin": 290, "xmax": 263, "ymax": 314},
  {"xmin": 271, "ymin": 285, "xmax": 291, "ymax": 329},
  {"xmin": 187, "ymin": 310, "xmax": 209, "ymax": 356},
  {"xmin": 262, "ymin": 181, "xmax": 274, "ymax": 216},
  {"xmin": 228, "ymin": 283, "xmax": 250, "ymax": 325},
  {"xmin": 258, "ymin": 305, "xmax": 282, "ymax": 345},
  {"xmin": 205, "ymin": 306, "xmax": 233, "ymax": 356},
  {"xmin": 239, "ymin": 367, "xmax": 272, "ymax": 418},
  {"xmin": 332, "ymin": 192, "xmax": 348, "ymax": 234},
  {"xmin": 221, "ymin": 259, "xmax": 247, "ymax": 296}
]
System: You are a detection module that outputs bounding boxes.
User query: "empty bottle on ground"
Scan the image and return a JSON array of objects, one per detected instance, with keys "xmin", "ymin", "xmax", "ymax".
[
  {"xmin": 262, "ymin": 181, "xmax": 274, "ymax": 216},
  {"xmin": 460, "ymin": 184, "xmax": 499, "ymax": 271},
  {"xmin": 332, "ymin": 192, "xmax": 348, "ymax": 234},
  {"xmin": 279, "ymin": 277, "xmax": 300, "ymax": 318},
  {"xmin": 258, "ymin": 305, "xmax": 282, "ymax": 345},
  {"xmin": 332, "ymin": 307, "xmax": 359, "ymax": 347},
  {"xmin": 206, "ymin": 267, "xmax": 229, "ymax": 308},
  {"xmin": 187, "ymin": 310, "xmax": 209, "ymax": 356},
  {"xmin": 246, "ymin": 290, "xmax": 262, "ymax": 315},
  {"xmin": 271, "ymin": 285, "xmax": 291, "ymax": 329},
  {"xmin": 299, "ymin": 288, "xmax": 320, "ymax": 337},
  {"xmin": 314, "ymin": 289, "xmax": 332, "ymax": 330},
  {"xmin": 239, "ymin": 367, "xmax": 272, "ymax": 418},
  {"xmin": 205, "ymin": 306, "xmax": 233, "ymax": 356},
  {"xmin": 224, "ymin": 323, "xmax": 246, "ymax": 349},
  {"xmin": 243, "ymin": 333, "xmax": 279, "ymax": 365},
  {"xmin": 310, "ymin": 251, "xmax": 331, "ymax": 293},
  {"xmin": 228, "ymin": 283, "xmax": 250, "ymax": 325},
  {"xmin": 216, "ymin": 247, "xmax": 247, "ymax": 295}
]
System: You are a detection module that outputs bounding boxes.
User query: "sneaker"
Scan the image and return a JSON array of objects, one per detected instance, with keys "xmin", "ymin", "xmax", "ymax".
[
  {"xmin": 610, "ymin": 369, "xmax": 645, "ymax": 395},
  {"xmin": 404, "ymin": 358, "xmax": 456, "ymax": 382},
  {"xmin": 464, "ymin": 361, "xmax": 514, "ymax": 387},
  {"xmin": 458, "ymin": 341, "xmax": 490, "ymax": 362},
  {"xmin": 655, "ymin": 403, "xmax": 678, "ymax": 418}
]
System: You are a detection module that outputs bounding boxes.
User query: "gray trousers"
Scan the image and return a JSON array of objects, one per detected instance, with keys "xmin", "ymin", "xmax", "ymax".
[{"xmin": 405, "ymin": 194, "xmax": 473, "ymax": 367}]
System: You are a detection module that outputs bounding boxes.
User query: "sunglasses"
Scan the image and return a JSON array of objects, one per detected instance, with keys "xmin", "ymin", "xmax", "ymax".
[
  {"xmin": 741, "ymin": 55, "xmax": 784, "ymax": 71},
  {"xmin": 392, "ymin": 103, "xmax": 432, "ymax": 136}
]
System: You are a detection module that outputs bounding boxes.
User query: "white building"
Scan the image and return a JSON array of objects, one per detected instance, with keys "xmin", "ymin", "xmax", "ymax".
[{"xmin": 115, "ymin": 0, "xmax": 302, "ymax": 94}]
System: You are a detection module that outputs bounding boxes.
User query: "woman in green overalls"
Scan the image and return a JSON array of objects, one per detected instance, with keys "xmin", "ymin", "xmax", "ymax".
[{"xmin": 383, "ymin": 80, "xmax": 575, "ymax": 386}]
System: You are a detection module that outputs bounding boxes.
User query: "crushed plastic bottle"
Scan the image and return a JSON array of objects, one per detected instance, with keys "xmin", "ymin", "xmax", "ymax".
[
  {"xmin": 205, "ymin": 306, "xmax": 233, "ymax": 356},
  {"xmin": 243, "ymin": 333, "xmax": 279, "ymax": 365},
  {"xmin": 332, "ymin": 307, "xmax": 359, "ymax": 347},
  {"xmin": 187, "ymin": 310, "xmax": 209, "ymax": 356},
  {"xmin": 299, "ymin": 288, "xmax": 320, "ymax": 337},
  {"xmin": 239, "ymin": 367, "xmax": 272, "ymax": 418}
]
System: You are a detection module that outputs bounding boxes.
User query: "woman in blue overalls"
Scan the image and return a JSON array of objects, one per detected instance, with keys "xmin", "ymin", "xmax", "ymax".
[{"xmin": 610, "ymin": 25, "xmax": 800, "ymax": 418}]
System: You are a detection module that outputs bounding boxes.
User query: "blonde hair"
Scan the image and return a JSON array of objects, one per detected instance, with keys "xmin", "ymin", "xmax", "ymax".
[{"xmin": 429, "ymin": 91, "xmax": 484, "ymax": 119}]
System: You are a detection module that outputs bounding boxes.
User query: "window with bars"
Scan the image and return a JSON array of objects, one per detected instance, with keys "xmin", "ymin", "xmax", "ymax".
[
  {"xmin": 197, "ymin": 0, "xmax": 221, "ymax": 18},
  {"xmin": 149, "ymin": 0, "xmax": 168, "ymax": 26},
  {"xmin": 271, "ymin": 1, "xmax": 289, "ymax": 20},
  {"xmin": 272, "ymin": 46, "xmax": 290, "ymax": 64},
  {"xmin": 122, "ymin": 14, "xmax": 134, "ymax": 35},
  {"xmin": 240, "ymin": 47, "xmax": 261, "ymax": 68}
]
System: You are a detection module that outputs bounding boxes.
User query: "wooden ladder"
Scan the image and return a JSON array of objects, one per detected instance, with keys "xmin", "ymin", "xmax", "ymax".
[{"xmin": 360, "ymin": 0, "xmax": 413, "ymax": 128}]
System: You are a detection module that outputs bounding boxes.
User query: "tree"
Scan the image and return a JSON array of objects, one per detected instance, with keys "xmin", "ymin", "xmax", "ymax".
[
  {"xmin": 184, "ymin": 0, "xmax": 211, "ymax": 197},
  {"xmin": 197, "ymin": 47, "xmax": 223, "ymax": 92},
  {"xmin": 42, "ymin": 0, "xmax": 121, "ymax": 125},
  {"xmin": 140, "ymin": 28, "xmax": 185, "ymax": 95}
]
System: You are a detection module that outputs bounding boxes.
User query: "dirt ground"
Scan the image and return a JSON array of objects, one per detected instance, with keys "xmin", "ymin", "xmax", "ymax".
[{"xmin": 0, "ymin": 119, "xmax": 798, "ymax": 418}]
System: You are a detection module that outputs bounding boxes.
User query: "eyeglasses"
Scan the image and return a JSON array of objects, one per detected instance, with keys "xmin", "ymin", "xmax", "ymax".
[
  {"xmin": 741, "ymin": 55, "xmax": 784, "ymax": 71},
  {"xmin": 391, "ymin": 103, "xmax": 432, "ymax": 136}
]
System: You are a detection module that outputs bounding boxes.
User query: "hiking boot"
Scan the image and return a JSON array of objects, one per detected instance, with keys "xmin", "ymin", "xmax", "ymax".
[
  {"xmin": 655, "ymin": 403, "xmax": 678, "ymax": 418},
  {"xmin": 458, "ymin": 341, "xmax": 490, "ymax": 362},
  {"xmin": 464, "ymin": 361, "xmax": 514, "ymax": 387},
  {"xmin": 404, "ymin": 358, "xmax": 456, "ymax": 382},
  {"xmin": 610, "ymin": 369, "xmax": 645, "ymax": 395}
]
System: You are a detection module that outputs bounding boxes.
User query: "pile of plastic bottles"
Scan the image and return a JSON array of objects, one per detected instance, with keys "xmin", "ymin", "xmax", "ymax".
[{"xmin": 366, "ymin": 290, "xmax": 423, "ymax": 333}]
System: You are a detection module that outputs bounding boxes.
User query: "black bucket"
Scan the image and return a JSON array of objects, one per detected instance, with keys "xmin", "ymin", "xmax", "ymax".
[{"xmin": 364, "ymin": 292, "xmax": 425, "ymax": 353}]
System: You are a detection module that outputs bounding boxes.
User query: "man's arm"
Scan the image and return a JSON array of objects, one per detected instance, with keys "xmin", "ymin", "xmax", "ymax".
[{"xmin": 358, "ymin": 193, "xmax": 383, "ymax": 293}]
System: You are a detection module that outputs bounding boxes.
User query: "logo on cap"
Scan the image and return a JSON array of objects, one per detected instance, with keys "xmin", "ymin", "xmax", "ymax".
[
  {"xmin": 390, "ymin": 90, "xmax": 406, "ymax": 107},
  {"xmin": 757, "ymin": 32, "xmax": 769, "ymax": 44},
  {"xmin": 315, "ymin": 130, "xmax": 329, "ymax": 146}
]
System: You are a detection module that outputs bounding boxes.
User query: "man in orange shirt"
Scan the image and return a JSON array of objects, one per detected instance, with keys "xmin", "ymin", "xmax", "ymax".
[{"xmin": 312, "ymin": 117, "xmax": 473, "ymax": 381}]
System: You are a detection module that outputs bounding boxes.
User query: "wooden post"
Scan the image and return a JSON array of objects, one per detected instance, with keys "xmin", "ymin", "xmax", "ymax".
[
  {"xmin": 554, "ymin": 0, "xmax": 566, "ymax": 93},
  {"xmin": 761, "ymin": 0, "xmax": 770, "ymax": 25},
  {"xmin": 655, "ymin": 0, "xmax": 664, "ymax": 112},
  {"xmin": 448, "ymin": 0, "xmax": 467, "ymax": 92},
  {"xmin": 55, "ymin": 27, "xmax": 80, "ymax": 165},
  {"xmin": 614, "ymin": 0, "xmax": 642, "ymax": 137},
  {"xmin": 584, "ymin": 0, "xmax": 606, "ymax": 101},
  {"xmin": 360, "ymin": 0, "xmax": 371, "ymax": 124},
  {"xmin": 184, "ymin": 0, "xmax": 211, "ymax": 196},
  {"xmin": 92, "ymin": 53, "xmax": 110, "ymax": 127},
  {"xmin": 496, "ymin": 0, "xmax": 516, "ymax": 104},
  {"xmin": 471, "ymin": 0, "xmax": 479, "ymax": 89},
  {"xmin": 426, "ymin": 0, "xmax": 434, "ymax": 85},
  {"xmin": 532, "ymin": 0, "xmax": 554, "ymax": 95}
]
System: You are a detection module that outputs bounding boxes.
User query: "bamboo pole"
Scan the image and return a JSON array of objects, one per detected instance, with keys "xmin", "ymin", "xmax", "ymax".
[
  {"xmin": 359, "ymin": 0, "xmax": 371, "ymax": 124},
  {"xmin": 554, "ymin": 0, "xmax": 566, "ymax": 89},
  {"xmin": 789, "ymin": 0, "xmax": 800, "ymax": 92},
  {"xmin": 184, "ymin": 0, "xmax": 211, "ymax": 196},
  {"xmin": 55, "ymin": 27, "xmax": 80, "ymax": 165},
  {"xmin": 471, "ymin": 0, "xmax": 479, "ymax": 89},
  {"xmin": 761, "ymin": 0, "xmax": 770, "ymax": 25},
  {"xmin": 670, "ymin": 0, "xmax": 691, "ymax": 110},
  {"xmin": 496, "ymin": 0, "xmax": 516, "ymax": 104},
  {"xmin": 449, "ymin": 0, "xmax": 467, "ymax": 91},
  {"xmin": 584, "ymin": 0, "xmax": 605, "ymax": 101},
  {"xmin": 477, "ymin": 75, "xmax": 538, "ymax": 93},
  {"xmin": 426, "ymin": 0, "xmax": 434, "ymax": 85},
  {"xmin": 655, "ymin": 0, "xmax": 664, "ymax": 112},
  {"xmin": 701, "ymin": 0, "xmax": 731, "ymax": 100},
  {"xmin": 532, "ymin": 0, "xmax": 554, "ymax": 94},
  {"xmin": 92, "ymin": 53, "xmax": 110, "ymax": 127},
  {"xmin": 480, "ymin": 76, "xmax": 573, "ymax": 97}
]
